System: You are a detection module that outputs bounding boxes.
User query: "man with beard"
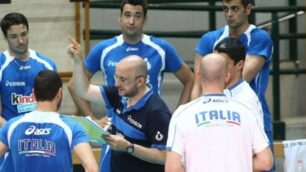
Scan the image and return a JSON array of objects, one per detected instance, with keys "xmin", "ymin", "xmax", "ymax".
[
  {"xmin": 0, "ymin": 12, "xmax": 57, "ymax": 126},
  {"xmin": 68, "ymin": 37, "xmax": 171, "ymax": 172},
  {"xmin": 0, "ymin": 70, "xmax": 98, "ymax": 172}
]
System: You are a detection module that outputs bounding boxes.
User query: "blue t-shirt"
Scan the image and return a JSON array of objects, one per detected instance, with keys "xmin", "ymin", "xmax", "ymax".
[
  {"xmin": 0, "ymin": 111, "xmax": 88, "ymax": 172},
  {"xmin": 84, "ymin": 34, "xmax": 183, "ymax": 95},
  {"xmin": 0, "ymin": 49, "xmax": 57, "ymax": 120},
  {"xmin": 99, "ymin": 86, "xmax": 171, "ymax": 172},
  {"xmin": 195, "ymin": 25, "xmax": 273, "ymax": 132}
]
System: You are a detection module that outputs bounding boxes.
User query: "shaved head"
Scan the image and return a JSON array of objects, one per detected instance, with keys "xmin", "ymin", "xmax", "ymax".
[
  {"xmin": 117, "ymin": 55, "xmax": 147, "ymax": 77},
  {"xmin": 200, "ymin": 53, "xmax": 229, "ymax": 91}
]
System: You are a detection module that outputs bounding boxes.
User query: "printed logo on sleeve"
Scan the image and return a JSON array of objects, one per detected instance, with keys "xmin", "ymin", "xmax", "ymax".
[{"xmin": 155, "ymin": 131, "xmax": 163, "ymax": 141}]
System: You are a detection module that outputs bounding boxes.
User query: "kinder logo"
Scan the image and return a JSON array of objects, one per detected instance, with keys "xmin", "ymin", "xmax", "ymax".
[
  {"xmin": 11, "ymin": 93, "xmax": 36, "ymax": 105},
  {"xmin": 5, "ymin": 81, "xmax": 25, "ymax": 87},
  {"xmin": 25, "ymin": 125, "xmax": 51, "ymax": 135}
]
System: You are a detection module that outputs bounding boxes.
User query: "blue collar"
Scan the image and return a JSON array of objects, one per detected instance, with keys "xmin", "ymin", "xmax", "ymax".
[
  {"xmin": 227, "ymin": 79, "xmax": 244, "ymax": 91},
  {"xmin": 202, "ymin": 93, "xmax": 225, "ymax": 97}
]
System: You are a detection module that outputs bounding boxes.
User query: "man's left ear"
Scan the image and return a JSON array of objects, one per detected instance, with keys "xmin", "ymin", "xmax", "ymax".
[
  {"xmin": 137, "ymin": 76, "xmax": 145, "ymax": 87},
  {"xmin": 225, "ymin": 71, "xmax": 231, "ymax": 86},
  {"xmin": 246, "ymin": 4, "xmax": 253, "ymax": 15},
  {"xmin": 237, "ymin": 60, "xmax": 245, "ymax": 70},
  {"xmin": 56, "ymin": 87, "xmax": 63, "ymax": 100}
]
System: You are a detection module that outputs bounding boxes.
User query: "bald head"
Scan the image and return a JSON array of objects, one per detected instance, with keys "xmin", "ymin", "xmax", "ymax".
[
  {"xmin": 200, "ymin": 53, "xmax": 228, "ymax": 91},
  {"xmin": 117, "ymin": 55, "xmax": 147, "ymax": 77}
]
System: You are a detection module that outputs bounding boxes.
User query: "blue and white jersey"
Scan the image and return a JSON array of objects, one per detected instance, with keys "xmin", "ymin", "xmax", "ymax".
[
  {"xmin": 0, "ymin": 49, "xmax": 57, "ymax": 120},
  {"xmin": 84, "ymin": 34, "xmax": 183, "ymax": 95},
  {"xmin": 195, "ymin": 25, "xmax": 273, "ymax": 132},
  {"xmin": 0, "ymin": 111, "xmax": 89, "ymax": 172},
  {"xmin": 99, "ymin": 86, "xmax": 171, "ymax": 172}
]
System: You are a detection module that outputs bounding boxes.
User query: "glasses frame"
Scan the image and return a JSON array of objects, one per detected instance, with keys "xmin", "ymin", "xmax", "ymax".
[{"xmin": 113, "ymin": 74, "xmax": 144, "ymax": 85}]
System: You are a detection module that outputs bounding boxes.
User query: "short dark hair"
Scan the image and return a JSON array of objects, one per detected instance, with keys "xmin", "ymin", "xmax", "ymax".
[
  {"xmin": 34, "ymin": 70, "xmax": 62, "ymax": 101},
  {"xmin": 214, "ymin": 37, "xmax": 246, "ymax": 64},
  {"xmin": 0, "ymin": 12, "xmax": 29, "ymax": 37},
  {"xmin": 120, "ymin": 0, "xmax": 148, "ymax": 17},
  {"xmin": 223, "ymin": 0, "xmax": 254, "ymax": 7}
]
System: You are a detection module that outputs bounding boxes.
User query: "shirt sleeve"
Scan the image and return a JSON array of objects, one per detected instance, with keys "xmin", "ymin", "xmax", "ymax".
[
  {"xmin": 251, "ymin": 113, "xmax": 270, "ymax": 153},
  {"xmin": 84, "ymin": 43, "xmax": 104, "ymax": 74},
  {"xmin": 146, "ymin": 109, "xmax": 171, "ymax": 150},
  {"xmin": 0, "ymin": 123, "xmax": 10, "ymax": 146},
  {"xmin": 71, "ymin": 122, "xmax": 89, "ymax": 148},
  {"xmin": 247, "ymin": 29, "xmax": 273, "ymax": 61},
  {"xmin": 100, "ymin": 85, "xmax": 120, "ymax": 109},
  {"xmin": 166, "ymin": 107, "xmax": 185, "ymax": 156},
  {"xmin": 195, "ymin": 32, "xmax": 217, "ymax": 57},
  {"xmin": 162, "ymin": 40, "xmax": 183, "ymax": 73}
]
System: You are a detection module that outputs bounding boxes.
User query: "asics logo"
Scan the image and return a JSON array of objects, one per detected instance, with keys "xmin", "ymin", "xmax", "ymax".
[
  {"xmin": 126, "ymin": 47, "xmax": 138, "ymax": 52},
  {"xmin": 25, "ymin": 125, "xmax": 51, "ymax": 135}
]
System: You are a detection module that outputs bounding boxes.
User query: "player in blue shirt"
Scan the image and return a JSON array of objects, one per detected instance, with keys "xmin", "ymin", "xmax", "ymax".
[
  {"xmin": 0, "ymin": 12, "xmax": 57, "ymax": 125},
  {"xmin": 0, "ymin": 70, "xmax": 98, "ymax": 172},
  {"xmin": 0, "ymin": 12, "xmax": 58, "ymax": 166},
  {"xmin": 191, "ymin": 1, "xmax": 274, "ymax": 170},
  {"xmin": 68, "ymin": 38, "xmax": 171, "ymax": 172},
  {"xmin": 67, "ymin": 0, "xmax": 193, "ymax": 124}
]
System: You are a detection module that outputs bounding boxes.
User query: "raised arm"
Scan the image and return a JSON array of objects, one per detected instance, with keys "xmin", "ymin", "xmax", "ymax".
[
  {"xmin": 190, "ymin": 53, "xmax": 202, "ymax": 100},
  {"xmin": 67, "ymin": 70, "xmax": 97, "ymax": 119},
  {"xmin": 67, "ymin": 37, "xmax": 104, "ymax": 105},
  {"xmin": 174, "ymin": 63, "xmax": 193, "ymax": 105}
]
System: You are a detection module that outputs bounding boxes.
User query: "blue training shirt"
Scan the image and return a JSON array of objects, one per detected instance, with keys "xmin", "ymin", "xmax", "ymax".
[
  {"xmin": 84, "ymin": 34, "xmax": 183, "ymax": 95},
  {"xmin": 0, "ymin": 111, "xmax": 89, "ymax": 172},
  {"xmin": 99, "ymin": 86, "xmax": 171, "ymax": 172},
  {"xmin": 0, "ymin": 49, "xmax": 57, "ymax": 120},
  {"xmin": 195, "ymin": 25, "xmax": 273, "ymax": 132}
]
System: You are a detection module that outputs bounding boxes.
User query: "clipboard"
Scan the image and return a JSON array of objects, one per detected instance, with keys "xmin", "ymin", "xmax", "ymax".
[{"xmin": 63, "ymin": 115, "xmax": 109, "ymax": 144}]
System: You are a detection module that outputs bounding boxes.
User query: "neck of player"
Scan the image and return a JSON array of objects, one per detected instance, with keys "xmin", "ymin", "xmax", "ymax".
[
  {"xmin": 124, "ymin": 33, "xmax": 143, "ymax": 44},
  {"xmin": 10, "ymin": 49, "xmax": 30, "ymax": 61},
  {"xmin": 36, "ymin": 101, "xmax": 59, "ymax": 112}
]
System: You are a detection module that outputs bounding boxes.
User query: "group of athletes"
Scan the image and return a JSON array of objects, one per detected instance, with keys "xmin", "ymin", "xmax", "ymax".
[{"xmin": 0, "ymin": 0, "xmax": 274, "ymax": 171}]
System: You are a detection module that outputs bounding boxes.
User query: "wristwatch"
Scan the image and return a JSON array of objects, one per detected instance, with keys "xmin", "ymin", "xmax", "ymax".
[{"xmin": 126, "ymin": 144, "xmax": 134, "ymax": 154}]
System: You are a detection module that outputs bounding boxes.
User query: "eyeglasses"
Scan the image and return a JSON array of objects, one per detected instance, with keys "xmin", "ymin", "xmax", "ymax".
[{"xmin": 113, "ymin": 74, "xmax": 144, "ymax": 85}]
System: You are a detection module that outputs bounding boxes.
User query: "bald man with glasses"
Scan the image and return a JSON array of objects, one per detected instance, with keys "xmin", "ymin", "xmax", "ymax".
[{"xmin": 68, "ymin": 37, "xmax": 171, "ymax": 172}]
